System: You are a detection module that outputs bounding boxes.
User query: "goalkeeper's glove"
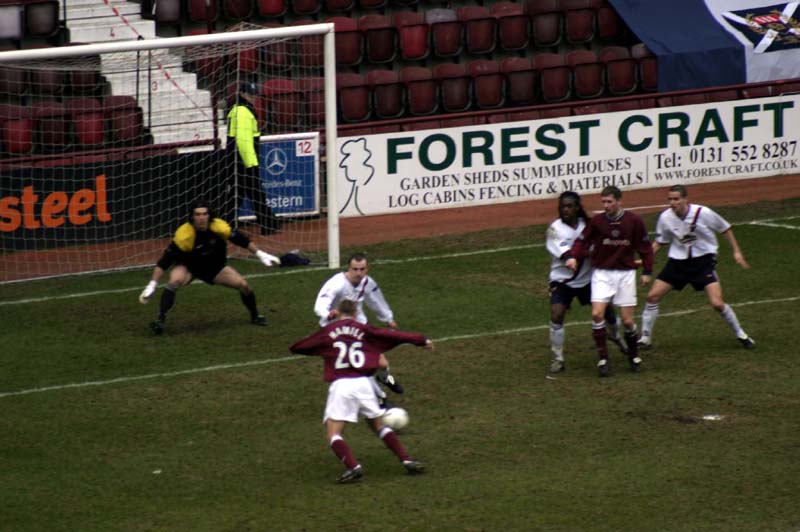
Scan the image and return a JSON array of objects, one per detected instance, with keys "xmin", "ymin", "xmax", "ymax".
[
  {"xmin": 139, "ymin": 280, "xmax": 157, "ymax": 304},
  {"xmin": 256, "ymin": 250, "xmax": 281, "ymax": 267}
]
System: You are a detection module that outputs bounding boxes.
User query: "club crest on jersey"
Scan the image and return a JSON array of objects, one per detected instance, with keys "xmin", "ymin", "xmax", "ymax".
[
  {"xmin": 678, "ymin": 232, "xmax": 698, "ymax": 244},
  {"xmin": 611, "ymin": 229, "xmax": 620, "ymax": 237},
  {"xmin": 721, "ymin": 4, "xmax": 800, "ymax": 53}
]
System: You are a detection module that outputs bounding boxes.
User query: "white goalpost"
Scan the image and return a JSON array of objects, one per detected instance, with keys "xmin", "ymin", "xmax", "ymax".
[{"xmin": 0, "ymin": 25, "xmax": 340, "ymax": 283}]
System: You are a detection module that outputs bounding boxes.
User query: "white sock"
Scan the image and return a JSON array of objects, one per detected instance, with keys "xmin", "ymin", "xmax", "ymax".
[
  {"xmin": 641, "ymin": 303, "xmax": 659, "ymax": 340},
  {"xmin": 550, "ymin": 322, "xmax": 564, "ymax": 360},
  {"xmin": 719, "ymin": 304, "xmax": 747, "ymax": 339}
]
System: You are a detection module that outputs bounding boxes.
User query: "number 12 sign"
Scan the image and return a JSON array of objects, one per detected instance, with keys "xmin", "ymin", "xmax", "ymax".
[{"xmin": 258, "ymin": 132, "xmax": 320, "ymax": 217}]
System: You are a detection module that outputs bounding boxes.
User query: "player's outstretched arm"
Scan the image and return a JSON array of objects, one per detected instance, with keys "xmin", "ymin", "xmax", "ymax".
[{"xmin": 723, "ymin": 229, "xmax": 749, "ymax": 269}]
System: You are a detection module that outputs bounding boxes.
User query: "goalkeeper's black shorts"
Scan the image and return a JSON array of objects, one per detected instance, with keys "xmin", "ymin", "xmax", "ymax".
[{"xmin": 187, "ymin": 260, "xmax": 226, "ymax": 285}]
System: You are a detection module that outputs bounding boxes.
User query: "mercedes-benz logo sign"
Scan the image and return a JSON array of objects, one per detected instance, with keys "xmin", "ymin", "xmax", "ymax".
[{"xmin": 265, "ymin": 147, "xmax": 288, "ymax": 175}]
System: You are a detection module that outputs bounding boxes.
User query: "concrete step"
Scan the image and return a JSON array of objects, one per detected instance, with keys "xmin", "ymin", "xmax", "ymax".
[
  {"xmin": 105, "ymin": 70, "xmax": 200, "ymax": 95},
  {"xmin": 134, "ymin": 90, "xmax": 213, "ymax": 113},
  {"xmin": 145, "ymin": 107, "xmax": 214, "ymax": 127},
  {"xmin": 150, "ymin": 124, "xmax": 216, "ymax": 144},
  {"xmin": 68, "ymin": 18, "xmax": 156, "ymax": 41},
  {"xmin": 64, "ymin": 1, "xmax": 139, "ymax": 20}
]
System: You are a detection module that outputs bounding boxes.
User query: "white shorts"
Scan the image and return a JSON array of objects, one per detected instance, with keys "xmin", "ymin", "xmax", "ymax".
[
  {"xmin": 591, "ymin": 269, "xmax": 637, "ymax": 307},
  {"xmin": 323, "ymin": 376, "xmax": 385, "ymax": 424}
]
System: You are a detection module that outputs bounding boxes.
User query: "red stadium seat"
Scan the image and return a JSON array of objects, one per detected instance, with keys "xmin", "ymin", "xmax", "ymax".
[
  {"xmin": 329, "ymin": 16, "xmax": 363, "ymax": 67},
  {"xmin": 104, "ymin": 95, "xmax": 144, "ymax": 145},
  {"xmin": 400, "ymin": 66, "xmax": 437, "ymax": 116},
  {"xmin": 186, "ymin": 29, "xmax": 222, "ymax": 81},
  {"xmin": 501, "ymin": 57, "xmax": 538, "ymax": 106},
  {"xmin": 426, "ymin": 8, "xmax": 463, "ymax": 58},
  {"xmin": 223, "ymin": 0, "xmax": 253, "ymax": 20},
  {"xmin": 337, "ymin": 73, "xmax": 371, "ymax": 123},
  {"xmin": 262, "ymin": 23, "xmax": 293, "ymax": 74},
  {"xmin": 534, "ymin": 52, "xmax": 571, "ymax": 103},
  {"xmin": 263, "ymin": 79, "xmax": 301, "ymax": 132},
  {"xmin": 359, "ymin": 14, "xmax": 397, "ymax": 65},
  {"xmin": 367, "ymin": 69, "xmax": 404, "ymax": 119},
  {"xmin": 29, "ymin": 62, "xmax": 65, "ymax": 96},
  {"xmin": 67, "ymin": 97, "xmax": 105, "ymax": 147},
  {"xmin": 325, "ymin": 0, "xmax": 354, "ymax": 12},
  {"xmin": 188, "ymin": 0, "xmax": 217, "ymax": 22},
  {"xmin": 566, "ymin": 49, "xmax": 603, "ymax": 99},
  {"xmin": 525, "ymin": 0, "xmax": 562, "ymax": 49},
  {"xmin": 232, "ymin": 45, "xmax": 259, "ymax": 74},
  {"xmin": 457, "ymin": 6, "xmax": 497, "ymax": 55},
  {"xmin": 491, "ymin": 2, "xmax": 531, "ymax": 51},
  {"xmin": 66, "ymin": 43, "xmax": 101, "ymax": 96},
  {"xmin": 393, "ymin": 12, "xmax": 429, "ymax": 62},
  {"xmin": 298, "ymin": 77, "xmax": 325, "ymax": 127},
  {"xmin": 597, "ymin": 2, "xmax": 625, "ymax": 40},
  {"xmin": 0, "ymin": 104, "xmax": 33, "ymax": 154},
  {"xmin": 632, "ymin": 43, "xmax": 657, "ymax": 92},
  {"xmin": 25, "ymin": 0, "xmax": 59, "ymax": 38},
  {"xmin": 0, "ymin": 44, "xmax": 27, "ymax": 96},
  {"xmin": 359, "ymin": 0, "xmax": 387, "ymax": 9},
  {"xmin": 291, "ymin": 0, "xmax": 321, "ymax": 15},
  {"xmin": 258, "ymin": 0, "xmax": 286, "ymax": 16},
  {"xmin": 32, "ymin": 100, "xmax": 70, "ymax": 151},
  {"xmin": 292, "ymin": 20, "xmax": 324, "ymax": 68},
  {"xmin": 434, "ymin": 63, "xmax": 471, "ymax": 113},
  {"xmin": 468, "ymin": 59, "xmax": 504, "ymax": 110},
  {"xmin": 561, "ymin": 0, "xmax": 600, "ymax": 45},
  {"xmin": 598, "ymin": 45, "xmax": 637, "ymax": 96}
]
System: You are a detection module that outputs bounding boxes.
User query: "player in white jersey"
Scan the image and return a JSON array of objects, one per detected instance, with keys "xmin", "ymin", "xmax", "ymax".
[
  {"xmin": 546, "ymin": 192, "xmax": 626, "ymax": 374},
  {"xmin": 638, "ymin": 185, "xmax": 755, "ymax": 349},
  {"xmin": 314, "ymin": 253, "xmax": 404, "ymax": 399}
]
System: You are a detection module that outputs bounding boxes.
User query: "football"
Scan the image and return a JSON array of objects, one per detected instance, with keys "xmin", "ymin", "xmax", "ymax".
[{"xmin": 382, "ymin": 407, "xmax": 409, "ymax": 430}]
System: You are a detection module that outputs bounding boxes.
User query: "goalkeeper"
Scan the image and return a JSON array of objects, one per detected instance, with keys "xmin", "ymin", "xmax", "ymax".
[{"xmin": 139, "ymin": 201, "xmax": 281, "ymax": 335}]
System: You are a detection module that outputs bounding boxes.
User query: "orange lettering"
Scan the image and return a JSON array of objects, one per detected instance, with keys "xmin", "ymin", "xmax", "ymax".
[
  {"xmin": 69, "ymin": 189, "xmax": 95, "ymax": 225},
  {"xmin": 0, "ymin": 196, "xmax": 21, "ymax": 232},
  {"xmin": 21, "ymin": 186, "xmax": 40, "ymax": 229},
  {"xmin": 42, "ymin": 191, "xmax": 68, "ymax": 228},
  {"xmin": 95, "ymin": 174, "xmax": 111, "ymax": 222}
]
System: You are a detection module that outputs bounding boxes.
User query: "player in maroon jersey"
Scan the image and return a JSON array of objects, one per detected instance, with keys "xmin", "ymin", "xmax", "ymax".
[
  {"xmin": 565, "ymin": 186, "xmax": 654, "ymax": 377},
  {"xmin": 289, "ymin": 299, "xmax": 434, "ymax": 483}
]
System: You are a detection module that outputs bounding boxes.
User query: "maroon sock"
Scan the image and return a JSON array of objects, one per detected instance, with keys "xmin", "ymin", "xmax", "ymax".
[
  {"xmin": 380, "ymin": 428, "xmax": 410, "ymax": 462},
  {"xmin": 330, "ymin": 438, "xmax": 359, "ymax": 469},
  {"xmin": 592, "ymin": 325, "xmax": 609, "ymax": 359}
]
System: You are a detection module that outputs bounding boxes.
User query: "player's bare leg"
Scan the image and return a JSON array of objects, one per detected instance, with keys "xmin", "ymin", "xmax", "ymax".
[
  {"xmin": 639, "ymin": 279, "xmax": 673, "ymax": 349},
  {"xmin": 619, "ymin": 305, "xmax": 642, "ymax": 372},
  {"xmin": 326, "ymin": 419, "xmax": 362, "ymax": 483},
  {"xmin": 151, "ymin": 266, "xmax": 192, "ymax": 335},
  {"xmin": 591, "ymin": 301, "xmax": 612, "ymax": 376},
  {"xmin": 366, "ymin": 416, "xmax": 425, "ymax": 475},
  {"xmin": 214, "ymin": 266, "xmax": 267, "ymax": 325},
  {"xmin": 548, "ymin": 302, "xmax": 568, "ymax": 373},
  {"xmin": 705, "ymin": 282, "xmax": 755, "ymax": 348}
]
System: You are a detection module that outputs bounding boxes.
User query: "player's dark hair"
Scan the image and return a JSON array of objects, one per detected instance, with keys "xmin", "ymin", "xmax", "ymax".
[
  {"xmin": 601, "ymin": 185, "xmax": 622, "ymax": 199},
  {"xmin": 188, "ymin": 199, "xmax": 216, "ymax": 222},
  {"xmin": 558, "ymin": 191, "xmax": 589, "ymax": 220},
  {"xmin": 669, "ymin": 184, "xmax": 688, "ymax": 197},
  {"xmin": 347, "ymin": 252, "xmax": 368, "ymax": 266},
  {"xmin": 337, "ymin": 299, "xmax": 358, "ymax": 317}
]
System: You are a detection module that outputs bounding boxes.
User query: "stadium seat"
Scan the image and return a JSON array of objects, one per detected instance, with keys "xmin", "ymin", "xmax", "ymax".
[
  {"xmin": 631, "ymin": 43, "xmax": 657, "ymax": 92},
  {"xmin": 223, "ymin": 0, "xmax": 254, "ymax": 20},
  {"xmin": 359, "ymin": 14, "xmax": 397, "ymax": 65},
  {"xmin": 400, "ymin": 66, "xmax": 437, "ymax": 116},
  {"xmin": 325, "ymin": 0, "xmax": 354, "ymax": 13},
  {"xmin": 263, "ymin": 79, "xmax": 301, "ymax": 132},
  {"xmin": 298, "ymin": 77, "xmax": 325, "ymax": 126},
  {"xmin": 0, "ymin": 103, "xmax": 33, "ymax": 154},
  {"xmin": 186, "ymin": 29, "xmax": 222, "ymax": 81},
  {"xmin": 491, "ymin": 2, "xmax": 531, "ymax": 51},
  {"xmin": 67, "ymin": 97, "xmax": 105, "ymax": 147},
  {"xmin": 597, "ymin": 1, "xmax": 625, "ymax": 40},
  {"xmin": 262, "ymin": 23, "xmax": 293, "ymax": 74},
  {"xmin": 359, "ymin": 0, "xmax": 387, "ymax": 10},
  {"xmin": 566, "ymin": 49, "xmax": 603, "ymax": 99},
  {"xmin": 393, "ymin": 11, "xmax": 429, "ymax": 62},
  {"xmin": 233, "ymin": 45, "xmax": 259, "ymax": 74},
  {"xmin": 292, "ymin": 20, "xmax": 325, "ymax": 68},
  {"xmin": 291, "ymin": 0, "xmax": 320, "ymax": 15},
  {"xmin": 104, "ymin": 95, "xmax": 144, "ymax": 145},
  {"xmin": 367, "ymin": 69, "xmax": 404, "ymax": 119},
  {"xmin": 32, "ymin": 100, "xmax": 71, "ymax": 152},
  {"xmin": 0, "ymin": 3, "xmax": 24, "ymax": 40},
  {"xmin": 561, "ymin": 0, "xmax": 599, "ymax": 45},
  {"xmin": 328, "ymin": 17, "xmax": 363, "ymax": 67},
  {"xmin": 426, "ymin": 8, "xmax": 463, "ymax": 58},
  {"xmin": 457, "ymin": 6, "xmax": 497, "ymax": 55},
  {"xmin": 525, "ymin": 0, "xmax": 562, "ymax": 49},
  {"xmin": 66, "ymin": 43, "xmax": 101, "ymax": 96},
  {"xmin": 468, "ymin": 59, "xmax": 504, "ymax": 110},
  {"xmin": 25, "ymin": 0, "xmax": 59, "ymax": 38},
  {"xmin": 28, "ymin": 52, "xmax": 64, "ymax": 95},
  {"xmin": 434, "ymin": 63, "xmax": 471, "ymax": 113},
  {"xmin": 501, "ymin": 57, "xmax": 537, "ymax": 106},
  {"xmin": 188, "ymin": 0, "xmax": 216, "ymax": 22},
  {"xmin": 534, "ymin": 52, "xmax": 571, "ymax": 103},
  {"xmin": 0, "ymin": 44, "xmax": 27, "ymax": 96},
  {"xmin": 598, "ymin": 45, "xmax": 636, "ymax": 96},
  {"xmin": 337, "ymin": 73, "xmax": 371, "ymax": 122},
  {"xmin": 258, "ymin": 0, "xmax": 286, "ymax": 17}
]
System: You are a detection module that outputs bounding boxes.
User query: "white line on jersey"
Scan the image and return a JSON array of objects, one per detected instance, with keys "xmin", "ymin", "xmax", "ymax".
[{"xmin": 1, "ymin": 295, "xmax": 796, "ymax": 399}]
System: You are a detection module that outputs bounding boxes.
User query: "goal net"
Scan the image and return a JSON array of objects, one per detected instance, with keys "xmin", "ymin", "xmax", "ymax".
[{"xmin": 0, "ymin": 24, "xmax": 339, "ymax": 283}]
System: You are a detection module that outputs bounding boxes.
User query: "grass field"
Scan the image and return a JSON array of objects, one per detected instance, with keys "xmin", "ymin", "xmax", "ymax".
[{"xmin": 2, "ymin": 198, "xmax": 800, "ymax": 532}]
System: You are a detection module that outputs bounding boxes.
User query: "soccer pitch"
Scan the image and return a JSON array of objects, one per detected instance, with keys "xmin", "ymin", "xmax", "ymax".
[{"xmin": 2, "ymin": 198, "xmax": 799, "ymax": 532}]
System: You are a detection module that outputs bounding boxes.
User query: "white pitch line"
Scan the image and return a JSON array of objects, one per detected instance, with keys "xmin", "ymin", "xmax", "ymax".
[
  {"xmin": 745, "ymin": 221, "xmax": 800, "ymax": 230},
  {"xmin": 1, "ymin": 295, "xmax": 796, "ymax": 400}
]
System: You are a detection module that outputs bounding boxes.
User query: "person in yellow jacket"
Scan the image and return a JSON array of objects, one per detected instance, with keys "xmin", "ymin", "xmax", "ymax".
[
  {"xmin": 226, "ymin": 82, "xmax": 279, "ymax": 235},
  {"xmin": 138, "ymin": 200, "xmax": 281, "ymax": 335}
]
